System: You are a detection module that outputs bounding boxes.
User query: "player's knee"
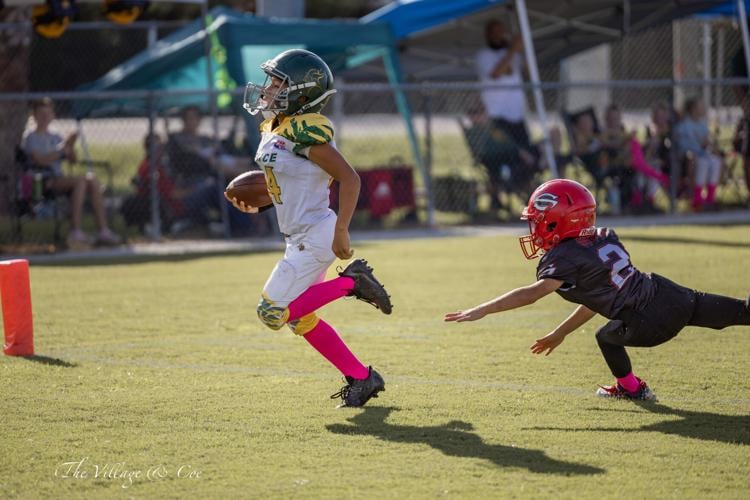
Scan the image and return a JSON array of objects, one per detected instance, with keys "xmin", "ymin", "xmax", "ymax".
[
  {"xmin": 287, "ymin": 313, "xmax": 319, "ymax": 336},
  {"xmin": 256, "ymin": 295, "xmax": 289, "ymax": 331},
  {"xmin": 595, "ymin": 329, "xmax": 607, "ymax": 346},
  {"xmin": 595, "ymin": 320, "xmax": 623, "ymax": 346}
]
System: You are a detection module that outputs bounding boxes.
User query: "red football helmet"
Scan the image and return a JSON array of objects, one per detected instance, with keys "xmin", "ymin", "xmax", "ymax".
[{"xmin": 519, "ymin": 179, "xmax": 597, "ymax": 259}]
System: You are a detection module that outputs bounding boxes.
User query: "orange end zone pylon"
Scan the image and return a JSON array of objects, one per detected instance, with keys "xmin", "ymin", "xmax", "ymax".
[{"xmin": 1, "ymin": 259, "xmax": 34, "ymax": 356}]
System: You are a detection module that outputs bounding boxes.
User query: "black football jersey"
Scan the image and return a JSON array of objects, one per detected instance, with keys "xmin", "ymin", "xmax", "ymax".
[{"xmin": 536, "ymin": 228, "xmax": 656, "ymax": 319}]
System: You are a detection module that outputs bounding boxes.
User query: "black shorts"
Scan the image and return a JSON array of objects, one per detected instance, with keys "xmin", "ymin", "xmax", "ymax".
[{"xmin": 609, "ymin": 274, "xmax": 696, "ymax": 348}]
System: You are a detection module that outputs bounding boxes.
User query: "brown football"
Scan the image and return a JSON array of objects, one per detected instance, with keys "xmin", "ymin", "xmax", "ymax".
[{"xmin": 225, "ymin": 170, "xmax": 273, "ymax": 209}]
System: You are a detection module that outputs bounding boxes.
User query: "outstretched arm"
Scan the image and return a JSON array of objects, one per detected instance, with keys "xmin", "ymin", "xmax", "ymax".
[
  {"xmin": 530, "ymin": 304, "xmax": 597, "ymax": 356},
  {"xmin": 444, "ymin": 278, "xmax": 562, "ymax": 322}
]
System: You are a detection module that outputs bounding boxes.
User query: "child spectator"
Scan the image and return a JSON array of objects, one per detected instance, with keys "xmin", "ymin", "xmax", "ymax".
[
  {"xmin": 22, "ymin": 97, "xmax": 119, "ymax": 247},
  {"xmin": 121, "ymin": 133, "xmax": 189, "ymax": 233},
  {"xmin": 674, "ymin": 98, "xmax": 723, "ymax": 211}
]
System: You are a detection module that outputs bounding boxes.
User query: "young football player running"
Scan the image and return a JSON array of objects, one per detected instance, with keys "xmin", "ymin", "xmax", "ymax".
[
  {"xmin": 227, "ymin": 49, "xmax": 392, "ymax": 407},
  {"xmin": 445, "ymin": 179, "xmax": 750, "ymax": 400}
]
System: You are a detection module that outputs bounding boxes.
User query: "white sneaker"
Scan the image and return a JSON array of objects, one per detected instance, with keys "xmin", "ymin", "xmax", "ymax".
[
  {"xmin": 66, "ymin": 229, "xmax": 91, "ymax": 249},
  {"xmin": 96, "ymin": 229, "xmax": 121, "ymax": 246}
]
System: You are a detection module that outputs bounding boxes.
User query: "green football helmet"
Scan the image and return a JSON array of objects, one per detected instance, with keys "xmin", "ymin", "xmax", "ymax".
[{"xmin": 243, "ymin": 49, "xmax": 336, "ymax": 117}]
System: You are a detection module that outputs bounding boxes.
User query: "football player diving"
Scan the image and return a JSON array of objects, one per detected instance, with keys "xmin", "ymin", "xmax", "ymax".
[{"xmin": 446, "ymin": 179, "xmax": 750, "ymax": 400}]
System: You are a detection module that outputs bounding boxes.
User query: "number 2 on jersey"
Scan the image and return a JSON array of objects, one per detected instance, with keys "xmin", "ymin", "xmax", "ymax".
[
  {"xmin": 597, "ymin": 243, "xmax": 635, "ymax": 289},
  {"xmin": 264, "ymin": 166, "xmax": 283, "ymax": 204}
]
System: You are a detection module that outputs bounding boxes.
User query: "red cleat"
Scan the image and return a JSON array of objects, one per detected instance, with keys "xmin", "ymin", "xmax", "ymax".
[{"xmin": 596, "ymin": 377, "xmax": 656, "ymax": 401}]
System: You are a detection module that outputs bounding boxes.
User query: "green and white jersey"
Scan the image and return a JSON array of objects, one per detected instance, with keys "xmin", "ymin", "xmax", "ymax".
[{"xmin": 255, "ymin": 113, "xmax": 335, "ymax": 236}]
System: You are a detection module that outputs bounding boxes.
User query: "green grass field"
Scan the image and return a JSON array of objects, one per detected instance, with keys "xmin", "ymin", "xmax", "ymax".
[{"xmin": 2, "ymin": 225, "xmax": 750, "ymax": 498}]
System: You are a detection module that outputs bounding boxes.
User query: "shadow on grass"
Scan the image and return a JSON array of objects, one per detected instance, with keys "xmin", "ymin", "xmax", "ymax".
[
  {"xmin": 21, "ymin": 354, "xmax": 77, "ymax": 368},
  {"xmin": 624, "ymin": 234, "xmax": 750, "ymax": 249},
  {"xmin": 634, "ymin": 402, "xmax": 750, "ymax": 445},
  {"xmin": 529, "ymin": 402, "xmax": 750, "ymax": 445},
  {"xmin": 326, "ymin": 406, "xmax": 604, "ymax": 475}
]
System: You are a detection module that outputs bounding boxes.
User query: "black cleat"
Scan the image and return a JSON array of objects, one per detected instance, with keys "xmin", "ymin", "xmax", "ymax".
[
  {"xmin": 338, "ymin": 259, "xmax": 392, "ymax": 314},
  {"xmin": 330, "ymin": 366, "xmax": 385, "ymax": 408}
]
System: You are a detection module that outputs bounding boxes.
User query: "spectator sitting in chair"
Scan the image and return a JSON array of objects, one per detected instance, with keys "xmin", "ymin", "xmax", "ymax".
[
  {"xmin": 464, "ymin": 105, "xmax": 538, "ymax": 210},
  {"xmin": 22, "ymin": 97, "xmax": 120, "ymax": 247},
  {"xmin": 168, "ymin": 105, "xmax": 255, "ymax": 235},
  {"xmin": 674, "ymin": 98, "xmax": 723, "ymax": 211},
  {"xmin": 600, "ymin": 104, "xmax": 629, "ymax": 161},
  {"xmin": 168, "ymin": 105, "xmax": 248, "ymax": 181},
  {"xmin": 601, "ymin": 103, "xmax": 668, "ymax": 213},
  {"xmin": 569, "ymin": 108, "xmax": 627, "ymax": 213},
  {"xmin": 730, "ymin": 39, "xmax": 750, "ymax": 205},
  {"xmin": 121, "ymin": 133, "xmax": 191, "ymax": 234},
  {"xmin": 636, "ymin": 101, "xmax": 676, "ymax": 205},
  {"xmin": 600, "ymin": 104, "xmax": 637, "ymax": 213},
  {"xmin": 571, "ymin": 111, "xmax": 606, "ymax": 185},
  {"xmin": 643, "ymin": 101, "xmax": 674, "ymax": 180}
]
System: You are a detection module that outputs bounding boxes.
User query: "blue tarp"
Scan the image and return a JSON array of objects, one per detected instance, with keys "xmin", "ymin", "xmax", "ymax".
[
  {"xmin": 360, "ymin": 0, "xmax": 506, "ymax": 40},
  {"xmin": 699, "ymin": 0, "xmax": 750, "ymax": 17},
  {"xmin": 363, "ymin": 0, "xmax": 748, "ymax": 42},
  {"xmin": 361, "ymin": 0, "xmax": 748, "ymax": 77},
  {"xmin": 73, "ymin": 6, "xmax": 425, "ymax": 185},
  {"xmin": 74, "ymin": 6, "xmax": 397, "ymax": 117}
]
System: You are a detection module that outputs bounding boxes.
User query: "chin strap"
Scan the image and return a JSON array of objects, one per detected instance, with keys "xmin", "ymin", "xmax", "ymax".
[{"xmin": 296, "ymin": 89, "xmax": 337, "ymax": 114}]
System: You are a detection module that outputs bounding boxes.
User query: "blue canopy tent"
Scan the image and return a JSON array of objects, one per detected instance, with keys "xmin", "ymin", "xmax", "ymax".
[
  {"xmin": 701, "ymin": 0, "xmax": 750, "ymax": 17},
  {"xmin": 362, "ymin": 0, "xmax": 750, "ymax": 181},
  {"xmin": 73, "ymin": 6, "xmax": 422, "ymax": 183},
  {"xmin": 74, "ymin": 6, "xmax": 406, "ymax": 117},
  {"xmin": 362, "ymin": 0, "xmax": 749, "ymax": 79},
  {"xmin": 73, "ymin": 6, "xmax": 425, "ymax": 235}
]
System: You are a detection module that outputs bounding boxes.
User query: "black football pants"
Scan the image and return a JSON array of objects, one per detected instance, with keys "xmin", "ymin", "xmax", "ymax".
[{"xmin": 595, "ymin": 274, "xmax": 750, "ymax": 378}]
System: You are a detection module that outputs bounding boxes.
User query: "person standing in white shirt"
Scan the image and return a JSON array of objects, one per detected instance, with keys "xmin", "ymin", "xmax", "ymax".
[{"xmin": 476, "ymin": 20, "xmax": 530, "ymax": 150}]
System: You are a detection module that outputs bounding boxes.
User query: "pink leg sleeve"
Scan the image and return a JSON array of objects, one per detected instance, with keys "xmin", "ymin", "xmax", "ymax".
[
  {"xmin": 287, "ymin": 277, "xmax": 355, "ymax": 321},
  {"xmin": 617, "ymin": 372, "xmax": 640, "ymax": 394},
  {"xmin": 304, "ymin": 319, "xmax": 369, "ymax": 379}
]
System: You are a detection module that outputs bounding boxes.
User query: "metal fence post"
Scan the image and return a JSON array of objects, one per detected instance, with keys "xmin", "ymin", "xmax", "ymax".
[
  {"xmin": 702, "ymin": 22, "xmax": 712, "ymax": 109},
  {"xmin": 333, "ymin": 77, "xmax": 344, "ymax": 148},
  {"xmin": 422, "ymin": 90, "xmax": 435, "ymax": 227},
  {"xmin": 147, "ymin": 94, "xmax": 162, "ymax": 241},
  {"xmin": 668, "ymin": 89, "xmax": 679, "ymax": 215}
]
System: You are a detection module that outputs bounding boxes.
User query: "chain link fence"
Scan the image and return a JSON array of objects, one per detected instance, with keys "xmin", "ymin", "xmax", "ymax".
[{"xmin": 1, "ymin": 17, "xmax": 749, "ymax": 251}]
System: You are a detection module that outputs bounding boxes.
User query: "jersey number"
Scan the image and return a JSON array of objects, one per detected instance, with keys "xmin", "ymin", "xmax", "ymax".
[
  {"xmin": 597, "ymin": 243, "xmax": 635, "ymax": 289},
  {"xmin": 264, "ymin": 166, "xmax": 283, "ymax": 204}
]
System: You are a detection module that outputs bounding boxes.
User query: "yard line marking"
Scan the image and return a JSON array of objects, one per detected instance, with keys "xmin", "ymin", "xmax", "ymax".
[{"xmin": 40, "ymin": 350, "xmax": 750, "ymax": 406}]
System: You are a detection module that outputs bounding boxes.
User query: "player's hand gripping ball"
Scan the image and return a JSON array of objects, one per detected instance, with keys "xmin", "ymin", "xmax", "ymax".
[{"xmin": 224, "ymin": 170, "xmax": 273, "ymax": 213}]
